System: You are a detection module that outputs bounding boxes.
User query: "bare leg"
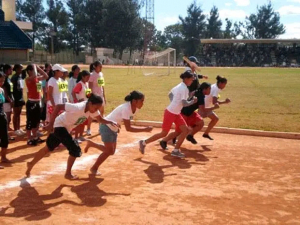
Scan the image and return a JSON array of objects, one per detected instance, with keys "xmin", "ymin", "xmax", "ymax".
[
  {"xmin": 174, "ymin": 125, "xmax": 189, "ymax": 149},
  {"xmin": 1, "ymin": 148, "xmax": 10, "ymax": 163},
  {"xmin": 162, "ymin": 131, "xmax": 180, "ymax": 143},
  {"xmin": 90, "ymin": 142, "xmax": 115, "ymax": 174},
  {"xmin": 65, "ymin": 155, "xmax": 78, "ymax": 180},
  {"xmin": 25, "ymin": 146, "xmax": 50, "ymax": 177},
  {"xmin": 191, "ymin": 120, "xmax": 204, "ymax": 136},
  {"xmin": 204, "ymin": 113, "xmax": 219, "ymax": 135},
  {"xmin": 87, "ymin": 117, "xmax": 92, "ymax": 130},
  {"xmin": 84, "ymin": 139, "xmax": 107, "ymax": 153},
  {"xmin": 6, "ymin": 112, "xmax": 12, "ymax": 130}
]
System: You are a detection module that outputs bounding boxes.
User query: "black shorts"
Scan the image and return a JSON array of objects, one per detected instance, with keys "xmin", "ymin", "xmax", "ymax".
[
  {"xmin": 46, "ymin": 127, "xmax": 82, "ymax": 158},
  {"xmin": 26, "ymin": 100, "xmax": 41, "ymax": 130},
  {"xmin": 0, "ymin": 113, "xmax": 8, "ymax": 148}
]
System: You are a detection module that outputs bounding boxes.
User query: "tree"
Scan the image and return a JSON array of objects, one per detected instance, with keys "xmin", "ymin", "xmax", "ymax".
[
  {"xmin": 154, "ymin": 30, "xmax": 168, "ymax": 51},
  {"xmin": 44, "ymin": 0, "xmax": 69, "ymax": 53},
  {"xmin": 103, "ymin": 0, "xmax": 142, "ymax": 60},
  {"xmin": 15, "ymin": 0, "xmax": 46, "ymax": 55},
  {"xmin": 244, "ymin": 2, "xmax": 285, "ymax": 39},
  {"xmin": 179, "ymin": 1, "xmax": 206, "ymax": 56},
  {"xmin": 223, "ymin": 19, "xmax": 242, "ymax": 39},
  {"xmin": 206, "ymin": 6, "xmax": 222, "ymax": 38},
  {"xmin": 66, "ymin": 0, "xmax": 87, "ymax": 55},
  {"xmin": 164, "ymin": 23, "xmax": 184, "ymax": 59}
]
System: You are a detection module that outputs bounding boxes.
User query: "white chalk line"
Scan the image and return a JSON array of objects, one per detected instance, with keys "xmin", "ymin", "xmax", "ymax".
[{"xmin": 0, "ymin": 138, "xmax": 146, "ymax": 192}]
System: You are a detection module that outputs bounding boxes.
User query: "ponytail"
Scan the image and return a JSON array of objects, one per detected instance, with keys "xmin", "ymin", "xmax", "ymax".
[
  {"xmin": 90, "ymin": 61, "xmax": 102, "ymax": 73},
  {"xmin": 124, "ymin": 90, "xmax": 144, "ymax": 102},
  {"xmin": 216, "ymin": 75, "xmax": 227, "ymax": 84},
  {"xmin": 77, "ymin": 70, "xmax": 90, "ymax": 83},
  {"xmin": 88, "ymin": 93, "xmax": 103, "ymax": 105}
]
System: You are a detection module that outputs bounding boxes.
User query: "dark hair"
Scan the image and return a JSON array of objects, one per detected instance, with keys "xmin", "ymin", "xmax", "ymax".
[
  {"xmin": 3, "ymin": 64, "xmax": 12, "ymax": 73},
  {"xmin": 21, "ymin": 69, "xmax": 27, "ymax": 79},
  {"xmin": 0, "ymin": 72, "xmax": 4, "ymax": 79},
  {"xmin": 124, "ymin": 90, "xmax": 144, "ymax": 102},
  {"xmin": 69, "ymin": 65, "xmax": 80, "ymax": 78},
  {"xmin": 180, "ymin": 70, "xmax": 194, "ymax": 79},
  {"xmin": 26, "ymin": 64, "xmax": 34, "ymax": 72},
  {"xmin": 13, "ymin": 64, "xmax": 23, "ymax": 72},
  {"xmin": 45, "ymin": 63, "xmax": 51, "ymax": 69},
  {"xmin": 77, "ymin": 70, "xmax": 90, "ymax": 83},
  {"xmin": 216, "ymin": 75, "xmax": 227, "ymax": 84},
  {"xmin": 89, "ymin": 61, "xmax": 102, "ymax": 72},
  {"xmin": 199, "ymin": 82, "xmax": 211, "ymax": 90},
  {"xmin": 88, "ymin": 93, "xmax": 103, "ymax": 105}
]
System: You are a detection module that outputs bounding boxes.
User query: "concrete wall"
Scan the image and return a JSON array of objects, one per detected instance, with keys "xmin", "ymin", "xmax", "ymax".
[
  {"xmin": 2, "ymin": 0, "xmax": 16, "ymax": 21},
  {"xmin": 0, "ymin": 49, "xmax": 28, "ymax": 63}
]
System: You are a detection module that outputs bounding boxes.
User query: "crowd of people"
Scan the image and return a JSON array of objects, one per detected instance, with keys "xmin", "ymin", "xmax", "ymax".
[
  {"xmin": 0, "ymin": 57, "xmax": 230, "ymax": 179},
  {"xmin": 201, "ymin": 44, "xmax": 300, "ymax": 67}
]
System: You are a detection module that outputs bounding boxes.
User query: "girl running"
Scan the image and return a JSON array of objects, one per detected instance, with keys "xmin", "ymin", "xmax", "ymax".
[
  {"xmin": 11, "ymin": 64, "xmax": 25, "ymax": 136},
  {"xmin": 68, "ymin": 65, "xmax": 80, "ymax": 103},
  {"xmin": 0, "ymin": 72, "xmax": 10, "ymax": 166},
  {"xmin": 199, "ymin": 75, "xmax": 231, "ymax": 140},
  {"xmin": 84, "ymin": 90, "xmax": 152, "ymax": 175},
  {"xmin": 72, "ymin": 70, "xmax": 91, "ymax": 142},
  {"xmin": 87, "ymin": 61, "xmax": 105, "ymax": 135},
  {"xmin": 139, "ymin": 71, "xmax": 197, "ymax": 158},
  {"xmin": 25, "ymin": 94, "xmax": 118, "ymax": 180},
  {"xmin": 25, "ymin": 65, "xmax": 48, "ymax": 145}
]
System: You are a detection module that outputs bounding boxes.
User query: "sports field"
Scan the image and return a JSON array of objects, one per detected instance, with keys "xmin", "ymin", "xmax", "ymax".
[
  {"xmin": 0, "ymin": 115, "xmax": 299, "ymax": 224},
  {"xmin": 63, "ymin": 65, "xmax": 300, "ymax": 132}
]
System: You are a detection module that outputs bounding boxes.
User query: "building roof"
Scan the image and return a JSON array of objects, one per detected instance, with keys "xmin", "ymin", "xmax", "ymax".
[{"xmin": 200, "ymin": 39, "xmax": 300, "ymax": 44}]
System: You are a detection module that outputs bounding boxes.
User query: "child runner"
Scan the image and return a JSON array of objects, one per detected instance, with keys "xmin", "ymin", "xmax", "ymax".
[
  {"xmin": 87, "ymin": 61, "xmax": 105, "ymax": 135},
  {"xmin": 40, "ymin": 63, "xmax": 52, "ymax": 127},
  {"xmin": 139, "ymin": 71, "xmax": 197, "ymax": 158},
  {"xmin": 68, "ymin": 65, "xmax": 80, "ymax": 103},
  {"xmin": 160, "ymin": 82, "xmax": 218, "ymax": 149},
  {"xmin": 84, "ymin": 91, "xmax": 152, "ymax": 175},
  {"xmin": 199, "ymin": 75, "xmax": 231, "ymax": 140},
  {"xmin": 2, "ymin": 64, "xmax": 14, "ymax": 134},
  {"xmin": 25, "ymin": 65, "xmax": 48, "ymax": 145},
  {"xmin": 25, "ymin": 94, "xmax": 118, "ymax": 180},
  {"xmin": 0, "ymin": 72, "xmax": 10, "ymax": 166},
  {"xmin": 11, "ymin": 64, "xmax": 26, "ymax": 136},
  {"xmin": 72, "ymin": 70, "xmax": 91, "ymax": 142},
  {"xmin": 46, "ymin": 64, "xmax": 67, "ymax": 123}
]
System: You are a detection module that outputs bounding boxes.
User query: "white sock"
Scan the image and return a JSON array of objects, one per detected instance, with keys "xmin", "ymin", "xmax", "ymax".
[{"xmin": 173, "ymin": 149, "xmax": 179, "ymax": 152}]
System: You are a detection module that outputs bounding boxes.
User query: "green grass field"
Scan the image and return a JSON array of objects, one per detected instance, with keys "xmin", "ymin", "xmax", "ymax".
[{"xmin": 47, "ymin": 66, "xmax": 300, "ymax": 132}]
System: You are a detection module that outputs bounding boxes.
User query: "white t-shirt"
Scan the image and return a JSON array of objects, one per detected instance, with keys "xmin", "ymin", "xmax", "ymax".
[
  {"xmin": 68, "ymin": 77, "xmax": 77, "ymax": 103},
  {"xmin": 54, "ymin": 101, "xmax": 100, "ymax": 132},
  {"xmin": 166, "ymin": 82, "xmax": 189, "ymax": 115},
  {"xmin": 47, "ymin": 77, "xmax": 63, "ymax": 106},
  {"xmin": 105, "ymin": 101, "xmax": 135, "ymax": 132},
  {"xmin": 205, "ymin": 83, "xmax": 221, "ymax": 108},
  {"xmin": 89, "ymin": 71, "xmax": 104, "ymax": 97}
]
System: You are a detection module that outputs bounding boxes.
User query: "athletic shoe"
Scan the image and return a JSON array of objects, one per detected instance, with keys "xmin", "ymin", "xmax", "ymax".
[
  {"xmin": 86, "ymin": 129, "xmax": 91, "ymax": 136},
  {"xmin": 139, "ymin": 140, "xmax": 146, "ymax": 154},
  {"xmin": 27, "ymin": 139, "xmax": 37, "ymax": 146},
  {"xmin": 75, "ymin": 139, "xmax": 82, "ymax": 144},
  {"xmin": 78, "ymin": 136, "xmax": 86, "ymax": 142},
  {"xmin": 35, "ymin": 137, "xmax": 45, "ymax": 144},
  {"xmin": 159, "ymin": 140, "xmax": 168, "ymax": 150},
  {"xmin": 171, "ymin": 150, "xmax": 185, "ymax": 158},
  {"xmin": 203, "ymin": 134, "xmax": 214, "ymax": 140},
  {"xmin": 172, "ymin": 138, "xmax": 177, "ymax": 145},
  {"xmin": 19, "ymin": 129, "xmax": 26, "ymax": 135},
  {"xmin": 14, "ymin": 130, "xmax": 23, "ymax": 136},
  {"xmin": 37, "ymin": 131, "xmax": 43, "ymax": 137},
  {"xmin": 186, "ymin": 135, "xmax": 197, "ymax": 144}
]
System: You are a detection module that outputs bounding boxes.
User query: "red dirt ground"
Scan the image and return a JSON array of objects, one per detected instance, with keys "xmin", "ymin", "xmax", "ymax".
[{"xmin": 0, "ymin": 116, "xmax": 299, "ymax": 225}]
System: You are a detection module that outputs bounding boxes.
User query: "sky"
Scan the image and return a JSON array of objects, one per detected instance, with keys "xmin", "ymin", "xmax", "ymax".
[{"xmin": 150, "ymin": 0, "xmax": 300, "ymax": 39}]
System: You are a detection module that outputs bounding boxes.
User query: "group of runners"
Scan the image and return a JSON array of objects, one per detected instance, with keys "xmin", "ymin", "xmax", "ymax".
[{"xmin": 0, "ymin": 56, "xmax": 230, "ymax": 178}]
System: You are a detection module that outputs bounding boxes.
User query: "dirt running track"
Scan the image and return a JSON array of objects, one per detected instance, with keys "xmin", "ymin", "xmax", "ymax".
[{"xmin": 0, "ymin": 119, "xmax": 299, "ymax": 225}]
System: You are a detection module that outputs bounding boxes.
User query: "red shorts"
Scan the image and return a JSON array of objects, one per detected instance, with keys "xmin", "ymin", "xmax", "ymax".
[
  {"xmin": 47, "ymin": 105, "xmax": 64, "ymax": 115},
  {"xmin": 181, "ymin": 112, "xmax": 202, "ymax": 128},
  {"xmin": 162, "ymin": 109, "xmax": 187, "ymax": 133}
]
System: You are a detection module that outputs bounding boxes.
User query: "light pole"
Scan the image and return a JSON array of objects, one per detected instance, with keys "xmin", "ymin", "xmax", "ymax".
[{"xmin": 50, "ymin": 30, "xmax": 57, "ymax": 64}]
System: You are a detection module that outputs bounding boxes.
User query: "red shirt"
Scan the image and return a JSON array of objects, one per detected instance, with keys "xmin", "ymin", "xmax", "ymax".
[{"xmin": 26, "ymin": 77, "xmax": 41, "ymax": 100}]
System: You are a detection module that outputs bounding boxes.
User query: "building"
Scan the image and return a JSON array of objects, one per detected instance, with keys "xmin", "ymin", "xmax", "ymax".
[{"xmin": 0, "ymin": 0, "xmax": 32, "ymax": 63}]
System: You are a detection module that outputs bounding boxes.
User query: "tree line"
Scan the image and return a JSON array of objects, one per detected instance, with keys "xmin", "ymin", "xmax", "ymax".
[{"xmin": 16, "ymin": 0, "xmax": 285, "ymax": 59}]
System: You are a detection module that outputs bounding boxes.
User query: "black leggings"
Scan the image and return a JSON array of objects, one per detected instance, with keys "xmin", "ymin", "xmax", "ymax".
[
  {"xmin": 0, "ymin": 113, "xmax": 8, "ymax": 148},
  {"xmin": 26, "ymin": 100, "xmax": 41, "ymax": 130}
]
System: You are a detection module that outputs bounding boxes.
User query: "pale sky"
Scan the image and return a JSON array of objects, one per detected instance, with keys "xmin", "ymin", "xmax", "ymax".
[{"xmin": 150, "ymin": 0, "xmax": 300, "ymax": 38}]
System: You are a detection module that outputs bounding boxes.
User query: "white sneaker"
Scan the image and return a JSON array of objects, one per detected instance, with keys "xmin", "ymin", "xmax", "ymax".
[
  {"xmin": 86, "ymin": 129, "xmax": 91, "ymax": 136},
  {"xmin": 19, "ymin": 129, "xmax": 26, "ymax": 134},
  {"xmin": 14, "ymin": 130, "xmax": 23, "ymax": 136},
  {"xmin": 78, "ymin": 136, "xmax": 86, "ymax": 142},
  {"xmin": 76, "ymin": 139, "xmax": 82, "ymax": 144}
]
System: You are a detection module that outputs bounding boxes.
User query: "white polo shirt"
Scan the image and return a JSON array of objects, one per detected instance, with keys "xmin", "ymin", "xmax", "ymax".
[
  {"xmin": 205, "ymin": 83, "xmax": 221, "ymax": 108},
  {"xmin": 167, "ymin": 82, "xmax": 189, "ymax": 115}
]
